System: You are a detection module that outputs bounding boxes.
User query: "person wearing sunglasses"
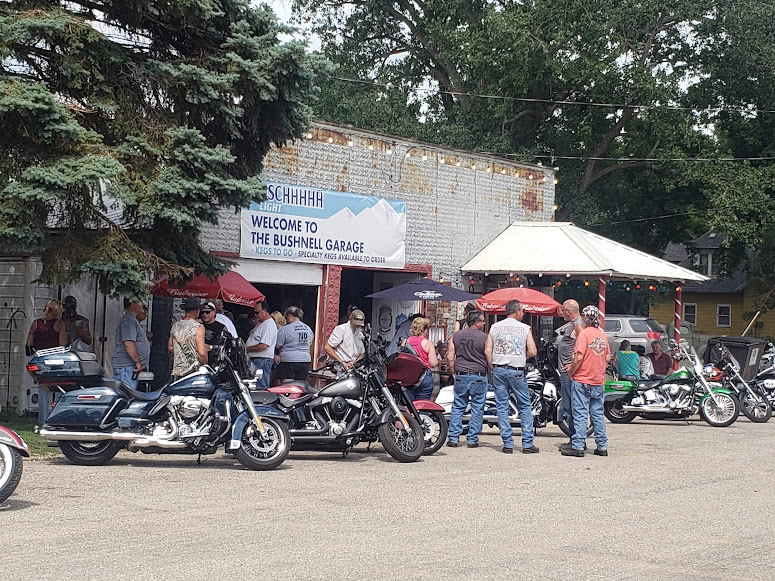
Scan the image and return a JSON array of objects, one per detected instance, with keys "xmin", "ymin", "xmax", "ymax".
[
  {"xmin": 199, "ymin": 301, "xmax": 227, "ymax": 365},
  {"xmin": 245, "ymin": 300, "xmax": 277, "ymax": 389}
]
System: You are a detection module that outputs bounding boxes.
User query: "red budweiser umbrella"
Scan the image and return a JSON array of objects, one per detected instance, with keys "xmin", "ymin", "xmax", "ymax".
[
  {"xmin": 476, "ymin": 287, "xmax": 562, "ymax": 316},
  {"xmin": 151, "ymin": 271, "xmax": 265, "ymax": 307}
]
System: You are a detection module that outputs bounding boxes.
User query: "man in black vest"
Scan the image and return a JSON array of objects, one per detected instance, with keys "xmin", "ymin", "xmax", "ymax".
[{"xmin": 445, "ymin": 310, "xmax": 488, "ymax": 448}]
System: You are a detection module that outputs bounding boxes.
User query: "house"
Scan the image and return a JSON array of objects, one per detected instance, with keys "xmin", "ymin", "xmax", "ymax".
[{"xmin": 650, "ymin": 232, "xmax": 772, "ymax": 338}]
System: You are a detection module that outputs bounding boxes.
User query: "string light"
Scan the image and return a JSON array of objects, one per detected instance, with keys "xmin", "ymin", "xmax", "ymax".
[
  {"xmin": 422, "ymin": 154, "xmax": 427, "ymax": 160},
  {"xmin": 456, "ymin": 161, "xmax": 461, "ymax": 167},
  {"xmin": 347, "ymin": 139, "xmax": 354, "ymax": 146},
  {"xmin": 584, "ymin": 280, "xmax": 589, "ymax": 286},
  {"xmin": 554, "ymin": 178, "xmax": 559, "ymax": 185},
  {"xmin": 387, "ymin": 148, "xmax": 392, "ymax": 155},
  {"xmin": 328, "ymin": 137, "xmax": 334, "ymax": 143},
  {"xmin": 486, "ymin": 166, "xmax": 492, "ymax": 172},
  {"xmin": 440, "ymin": 158, "xmax": 446, "ymax": 164},
  {"xmin": 368, "ymin": 145, "xmax": 374, "ymax": 151}
]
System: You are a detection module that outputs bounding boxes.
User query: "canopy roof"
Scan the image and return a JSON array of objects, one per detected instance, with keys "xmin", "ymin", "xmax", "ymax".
[{"xmin": 462, "ymin": 222, "xmax": 708, "ymax": 283}]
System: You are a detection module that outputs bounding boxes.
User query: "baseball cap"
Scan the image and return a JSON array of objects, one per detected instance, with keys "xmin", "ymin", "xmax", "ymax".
[
  {"xmin": 200, "ymin": 301, "xmax": 216, "ymax": 313},
  {"xmin": 180, "ymin": 297, "xmax": 203, "ymax": 311},
  {"xmin": 350, "ymin": 309, "xmax": 366, "ymax": 326}
]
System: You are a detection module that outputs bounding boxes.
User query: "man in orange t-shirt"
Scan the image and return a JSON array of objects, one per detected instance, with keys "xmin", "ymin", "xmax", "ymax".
[{"xmin": 562, "ymin": 306, "xmax": 611, "ymax": 458}]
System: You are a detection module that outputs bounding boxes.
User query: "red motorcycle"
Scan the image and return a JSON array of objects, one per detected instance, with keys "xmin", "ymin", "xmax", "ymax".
[{"xmin": 0, "ymin": 424, "xmax": 30, "ymax": 503}]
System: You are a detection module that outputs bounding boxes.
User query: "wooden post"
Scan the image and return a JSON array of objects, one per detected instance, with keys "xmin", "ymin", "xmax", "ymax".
[
  {"xmin": 674, "ymin": 284, "xmax": 682, "ymax": 370},
  {"xmin": 598, "ymin": 275, "xmax": 607, "ymax": 325}
]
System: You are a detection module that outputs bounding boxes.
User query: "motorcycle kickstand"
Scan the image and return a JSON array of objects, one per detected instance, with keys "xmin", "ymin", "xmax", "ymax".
[
  {"xmin": 197, "ymin": 453, "xmax": 207, "ymax": 465},
  {"xmin": 342, "ymin": 446, "xmax": 352, "ymax": 458}
]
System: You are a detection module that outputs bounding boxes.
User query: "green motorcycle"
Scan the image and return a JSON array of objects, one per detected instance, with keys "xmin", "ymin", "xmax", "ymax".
[{"xmin": 604, "ymin": 342, "xmax": 740, "ymax": 427}]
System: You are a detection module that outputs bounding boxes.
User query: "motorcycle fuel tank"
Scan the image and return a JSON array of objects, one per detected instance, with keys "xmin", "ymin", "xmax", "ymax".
[
  {"xmin": 318, "ymin": 376, "xmax": 362, "ymax": 398},
  {"xmin": 164, "ymin": 370, "xmax": 217, "ymax": 398}
]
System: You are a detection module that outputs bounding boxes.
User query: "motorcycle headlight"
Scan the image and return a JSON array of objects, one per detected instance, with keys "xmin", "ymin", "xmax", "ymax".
[
  {"xmin": 763, "ymin": 379, "xmax": 775, "ymax": 389},
  {"xmin": 543, "ymin": 381, "xmax": 557, "ymax": 399}
]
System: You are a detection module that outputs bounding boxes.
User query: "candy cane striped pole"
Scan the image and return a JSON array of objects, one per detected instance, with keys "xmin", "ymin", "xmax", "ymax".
[
  {"xmin": 598, "ymin": 275, "xmax": 607, "ymax": 324},
  {"xmin": 674, "ymin": 284, "xmax": 682, "ymax": 370}
]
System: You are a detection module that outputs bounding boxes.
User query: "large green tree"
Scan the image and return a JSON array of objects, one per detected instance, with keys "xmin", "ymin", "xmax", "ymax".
[
  {"xmin": 294, "ymin": 0, "xmax": 775, "ymax": 256},
  {"xmin": 0, "ymin": 0, "xmax": 327, "ymax": 297}
]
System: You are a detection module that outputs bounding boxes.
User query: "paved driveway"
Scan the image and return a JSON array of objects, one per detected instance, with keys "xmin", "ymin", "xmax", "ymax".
[{"xmin": 2, "ymin": 419, "xmax": 774, "ymax": 580}]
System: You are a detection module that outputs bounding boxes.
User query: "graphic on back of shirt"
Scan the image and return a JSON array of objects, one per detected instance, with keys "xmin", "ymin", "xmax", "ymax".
[
  {"xmin": 588, "ymin": 336, "xmax": 607, "ymax": 355},
  {"xmin": 493, "ymin": 331, "xmax": 524, "ymax": 358}
]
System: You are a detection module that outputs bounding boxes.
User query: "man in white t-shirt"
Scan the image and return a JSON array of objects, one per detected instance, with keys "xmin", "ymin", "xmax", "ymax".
[
  {"xmin": 214, "ymin": 299, "xmax": 238, "ymax": 338},
  {"xmin": 325, "ymin": 309, "xmax": 366, "ymax": 368},
  {"xmin": 246, "ymin": 300, "xmax": 277, "ymax": 389}
]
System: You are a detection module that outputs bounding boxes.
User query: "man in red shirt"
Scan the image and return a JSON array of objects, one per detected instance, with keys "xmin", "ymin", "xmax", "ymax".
[{"xmin": 562, "ymin": 306, "xmax": 611, "ymax": 457}]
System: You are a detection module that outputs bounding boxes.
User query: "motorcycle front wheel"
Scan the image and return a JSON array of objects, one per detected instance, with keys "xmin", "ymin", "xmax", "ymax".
[
  {"xmin": 378, "ymin": 412, "xmax": 424, "ymax": 463},
  {"xmin": 419, "ymin": 410, "xmax": 447, "ymax": 456},
  {"xmin": 699, "ymin": 393, "xmax": 740, "ymax": 427},
  {"xmin": 0, "ymin": 443, "xmax": 23, "ymax": 504},
  {"xmin": 739, "ymin": 388, "xmax": 772, "ymax": 423},
  {"xmin": 59, "ymin": 440, "xmax": 123, "ymax": 466},
  {"xmin": 235, "ymin": 417, "xmax": 290, "ymax": 471}
]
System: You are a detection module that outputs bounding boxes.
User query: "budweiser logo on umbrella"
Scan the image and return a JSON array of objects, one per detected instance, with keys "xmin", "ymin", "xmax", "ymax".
[{"xmin": 152, "ymin": 271, "xmax": 265, "ymax": 307}]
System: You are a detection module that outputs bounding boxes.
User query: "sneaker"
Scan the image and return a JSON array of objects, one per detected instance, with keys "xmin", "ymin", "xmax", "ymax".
[
  {"xmin": 501, "ymin": 446, "xmax": 514, "ymax": 454},
  {"xmin": 467, "ymin": 442, "xmax": 479, "ymax": 448},
  {"xmin": 446, "ymin": 441, "xmax": 459, "ymax": 448},
  {"xmin": 522, "ymin": 445, "xmax": 540, "ymax": 454},
  {"xmin": 560, "ymin": 447, "xmax": 585, "ymax": 457},
  {"xmin": 594, "ymin": 448, "xmax": 608, "ymax": 457}
]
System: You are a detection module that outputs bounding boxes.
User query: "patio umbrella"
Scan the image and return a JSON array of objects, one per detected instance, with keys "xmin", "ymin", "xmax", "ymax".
[
  {"xmin": 151, "ymin": 271, "xmax": 265, "ymax": 307},
  {"xmin": 476, "ymin": 287, "xmax": 562, "ymax": 316},
  {"xmin": 366, "ymin": 277, "xmax": 478, "ymax": 302}
]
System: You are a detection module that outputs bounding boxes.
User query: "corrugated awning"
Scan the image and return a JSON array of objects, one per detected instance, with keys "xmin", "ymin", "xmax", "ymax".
[{"xmin": 461, "ymin": 222, "xmax": 708, "ymax": 283}]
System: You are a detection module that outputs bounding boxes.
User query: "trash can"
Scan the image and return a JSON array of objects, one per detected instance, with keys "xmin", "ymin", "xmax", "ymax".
[{"xmin": 703, "ymin": 336, "xmax": 767, "ymax": 381}]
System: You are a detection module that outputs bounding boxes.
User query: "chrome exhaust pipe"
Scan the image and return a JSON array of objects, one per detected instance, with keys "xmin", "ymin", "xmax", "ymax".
[
  {"xmin": 621, "ymin": 405, "xmax": 677, "ymax": 413},
  {"xmin": 39, "ymin": 429, "xmax": 137, "ymax": 442},
  {"xmin": 127, "ymin": 437, "xmax": 186, "ymax": 450}
]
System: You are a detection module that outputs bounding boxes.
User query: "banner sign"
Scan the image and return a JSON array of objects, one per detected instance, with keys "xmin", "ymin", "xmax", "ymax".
[{"xmin": 240, "ymin": 182, "xmax": 407, "ymax": 269}]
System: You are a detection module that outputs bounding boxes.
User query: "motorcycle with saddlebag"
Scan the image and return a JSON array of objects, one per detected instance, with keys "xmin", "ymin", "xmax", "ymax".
[{"xmin": 26, "ymin": 338, "xmax": 290, "ymax": 470}]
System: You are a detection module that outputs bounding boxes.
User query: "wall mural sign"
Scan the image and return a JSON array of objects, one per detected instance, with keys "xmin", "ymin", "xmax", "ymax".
[{"xmin": 240, "ymin": 182, "xmax": 407, "ymax": 269}]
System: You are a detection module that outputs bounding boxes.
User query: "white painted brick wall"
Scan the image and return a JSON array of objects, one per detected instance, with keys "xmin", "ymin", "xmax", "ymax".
[{"xmin": 201, "ymin": 122, "xmax": 555, "ymax": 285}]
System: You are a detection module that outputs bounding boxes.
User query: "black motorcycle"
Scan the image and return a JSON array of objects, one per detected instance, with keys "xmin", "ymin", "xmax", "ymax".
[
  {"xmin": 27, "ymin": 338, "xmax": 290, "ymax": 471},
  {"xmin": 252, "ymin": 327, "xmax": 425, "ymax": 463}
]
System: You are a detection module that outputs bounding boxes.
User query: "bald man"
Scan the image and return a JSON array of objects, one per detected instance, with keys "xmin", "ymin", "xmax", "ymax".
[{"xmin": 557, "ymin": 299, "xmax": 583, "ymax": 446}]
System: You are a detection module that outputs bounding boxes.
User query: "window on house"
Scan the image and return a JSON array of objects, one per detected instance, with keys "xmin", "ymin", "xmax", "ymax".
[
  {"xmin": 716, "ymin": 304, "xmax": 731, "ymax": 328},
  {"xmin": 684, "ymin": 303, "xmax": 697, "ymax": 326},
  {"xmin": 695, "ymin": 251, "xmax": 719, "ymax": 278}
]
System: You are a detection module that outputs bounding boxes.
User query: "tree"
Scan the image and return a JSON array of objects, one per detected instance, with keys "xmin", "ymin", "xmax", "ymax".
[
  {"xmin": 0, "ymin": 0, "xmax": 328, "ymax": 297},
  {"xmin": 294, "ymin": 0, "xmax": 775, "ymax": 255}
]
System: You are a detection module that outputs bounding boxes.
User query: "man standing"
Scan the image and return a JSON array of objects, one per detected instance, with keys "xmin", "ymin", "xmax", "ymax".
[
  {"xmin": 557, "ymin": 299, "xmax": 583, "ymax": 446},
  {"xmin": 199, "ymin": 301, "xmax": 227, "ymax": 364},
  {"xmin": 112, "ymin": 298, "xmax": 150, "ymax": 389},
  {"xmin": 62, "ymin": 295, "xmax": 92, "ymax": 352},
  {"xmin": 214, "ymin": 298, "xmax": 238, "ymax": 338},
  {"xmin": 562, "ymin": 306, "xmax": 611, "ymax": 458},
  {"xmin": 168, "ymin": 298, "xmax": 208, "ymax": 380},
  {"xmin": 275, "ymin": 306, "xmax": 314, "ymax": 380},
  {"xmin": 648, "ymin": 341, "xmax": 673, "ymax": 376},
  {"xmin": 325, "ymin": 309, "xmax": 366, "ymax": 368},
  {"xmin": 446, "ymin": 310, "xmax": 488, "ymax": 448},
  {"xmin": 246, "ymin": 300, "xmax": 278, "ymax": 389},
  {"xmin": 485, "ymin": 300, "xmax": 539, "ymax": 454}
]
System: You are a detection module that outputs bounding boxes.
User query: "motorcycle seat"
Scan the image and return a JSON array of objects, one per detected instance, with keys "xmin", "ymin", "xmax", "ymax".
[
  {"xmin": 102, "ymin": 378, "xmax": 163, "ymax": 401},
  {"xmin": 252, "ymin": 390, "xmax": 314, "ymax": 409},
  {"xmin": 619, "ymin": 374, "xmax": 639, "ymax": 382},
  {"xmin": 636, "ymin": 380, "xmax": 663, "ymax": 390}
]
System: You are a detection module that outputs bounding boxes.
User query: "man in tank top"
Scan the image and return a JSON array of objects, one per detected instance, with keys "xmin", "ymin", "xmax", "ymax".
[
  {"xmin": 485, "ymin": 299, "xmax": 539, "ymax": 454},
  {"xmin": 168, "ymin": 297, "xmax": 207, "ymax": 380},
  {"xmin": 446, "ymin": 310, "xmax": 488, "ymax": 448}
]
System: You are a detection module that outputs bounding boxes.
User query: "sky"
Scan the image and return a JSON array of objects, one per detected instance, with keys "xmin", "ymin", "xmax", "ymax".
[{"xmin": 261, "ymin": 0, "xmax": 321, "ymax": 50}]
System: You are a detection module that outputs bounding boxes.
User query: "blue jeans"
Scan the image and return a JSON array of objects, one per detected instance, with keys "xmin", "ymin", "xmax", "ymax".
[
  {"xmin": 114, "ymin": 366, "xmax": 138, "ymax": 389},
  {"xmin": 559, "ymin": 372, "xmax": 574, "ymax": 438},
  {"xmin": 448, "ymin": 374, "xmax": 489, "ymax": 444},
  {"xmin": 251, "ymin": 357, "xmax": 274, "ymax": 390},
  {"xmin": 571, "ymin": 381, "xmax": 608, "ymax": 451},
  {"xmin": 493, "ymin": 367, "xmax": 534, "ymax": 449},
  {"xmin": 406, "ymin": 370, "xmax": 433, "ymax": 401}
]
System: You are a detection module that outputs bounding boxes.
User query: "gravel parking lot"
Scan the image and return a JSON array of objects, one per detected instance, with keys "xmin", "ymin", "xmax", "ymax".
[{"xmin": 2, "ymin": 418, "xmax": 774, "ymax": 581}]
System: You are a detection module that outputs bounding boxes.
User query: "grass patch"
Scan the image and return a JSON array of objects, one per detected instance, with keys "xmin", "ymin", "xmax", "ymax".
[{"xmin": 0, "ymin": 413, "xmax": 58, "ymax": 457}]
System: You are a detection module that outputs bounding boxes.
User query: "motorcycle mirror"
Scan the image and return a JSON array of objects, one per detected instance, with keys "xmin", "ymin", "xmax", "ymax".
[
  {"xmin": 254, "ymin": 368, "xmax": 263, "ymax": 380},
  {"xmin": 668, "ymin": 339, "xmax": 678, "ymax": 348}
]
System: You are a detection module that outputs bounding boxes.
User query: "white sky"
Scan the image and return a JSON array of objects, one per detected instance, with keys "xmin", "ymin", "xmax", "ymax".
[{"xmin": 260, "ymin": 0, "xmax": 321, "ymax": 50}]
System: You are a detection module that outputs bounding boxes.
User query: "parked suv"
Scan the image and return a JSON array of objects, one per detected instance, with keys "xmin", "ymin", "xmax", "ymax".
[{"xmin": 604, "ymin": 315, "xmax": 667, "ymax": 354}]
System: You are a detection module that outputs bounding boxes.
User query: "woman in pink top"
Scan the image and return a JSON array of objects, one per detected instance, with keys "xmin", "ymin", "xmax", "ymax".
[{"xmin": 401, "ymin": 317, "xmax": 439, "ymax": 401}]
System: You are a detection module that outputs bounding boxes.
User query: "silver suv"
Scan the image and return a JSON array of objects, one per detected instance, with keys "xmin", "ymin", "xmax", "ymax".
[{"xmin": 604, "ymin": 315, "xmax": 667, "ymax": 354}]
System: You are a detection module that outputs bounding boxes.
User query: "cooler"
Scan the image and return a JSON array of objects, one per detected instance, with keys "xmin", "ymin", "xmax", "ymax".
[{"xmin": 703, "ymin": 336, "xmax": 767, "ymax": 381}]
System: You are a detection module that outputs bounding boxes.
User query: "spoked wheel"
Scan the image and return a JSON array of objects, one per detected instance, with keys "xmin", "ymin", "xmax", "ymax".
[
  {"xmin": 378, "ymin": 411, "xmax": 424, "ymax": 463},
  {"xmin": 739, "ymin": 388, "xmax": 772, "ymax": 423},
  {"xmin": 557, "ymin": 399, "xmax": 596, "ymax": 436},
  {"xmin": 0, "ymin": 444, "xmax": 23, "ymax": 504},
  {"xmin": 59, "ymin": 440, "xmax": 123, "ymax": 466},
  {"xmin": 419, "ymin": 410, "xmax": 447, "ymax": 456},
  {"xmin": 604, "ymin": 400, "xmax": 638, "ymax": 424},
  {"xmin": 700, "ymin": 393, "xmax": 740, "ymax": 427},
  {"xmin": 236, "ymin": 418, "xmax": 290, "ymax": 471}
]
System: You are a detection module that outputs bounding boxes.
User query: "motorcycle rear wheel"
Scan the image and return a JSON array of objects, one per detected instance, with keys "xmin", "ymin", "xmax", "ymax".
[
  {"xmin": 378, "ymin": 412, "xmax": 424, "ymax": 463},
  {"xmin": 604, "ymin": 400, "xmax": 637, "ymax": 424},
  {"xmin": 0, "ymin": 444, "xmax": 23, "ymax": 504},
  {"xmin": 235, "ymin": 417, "xmax": 290, "ymax": 471},
  {"xmin": 740, "ymin": 388, "xmax": 772, "ymax": 423},
  {"xmin": 59, "ymin": 440, "xmax": 123, "ymax": 466},
  {"xmin": 699, "ymin": 393, "xmax": 739, "ymax": 427},
  {"xmin": 419, "ymin": 410, "xmax": 447, "ymax": 456}
]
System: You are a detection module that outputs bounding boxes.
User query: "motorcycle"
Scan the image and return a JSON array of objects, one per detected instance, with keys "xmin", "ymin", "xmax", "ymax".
[
  {"xmin": 434, "ymin": 340, "xmax": 592, "ymax": 437},
  {"xmin": 751, "ymin": 360, "xmax": 775, "ymax": 410},
  {"xmin": 253, "ymin": 326, "xmax": 426, "ymax": 463},
  {"xmin": 0, "ymin": 424, "xmax": 30, "ymax": 503},
  {"xmin": 718, "ymin": 345, "xmax": 773, "ymax": 422},
  {"xmin": 26, "ymin": 338, "xmax": 291, "ymax": 471},
  {"xmin": 604, "ymin": 341, "xmax": 740, "ymax": 427}
]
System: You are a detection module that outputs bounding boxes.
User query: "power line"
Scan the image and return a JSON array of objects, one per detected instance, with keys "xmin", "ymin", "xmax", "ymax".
[
  {"xmin": 490, "ymin": 153, "xmax": 775, "ymax": 162},
  {"xmin": 331, "ymin": 75, "xmax": 775, "ymax": 115}
]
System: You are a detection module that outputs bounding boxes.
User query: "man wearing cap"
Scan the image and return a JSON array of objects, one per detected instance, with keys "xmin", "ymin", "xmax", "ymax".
[
  {"xmin": 113, "ymin": 298, "xmax": 151, "ymax": 389},
  {"xmin": 199, "ymin": 301, "xmax": 227, "ymax": 365},
  {"xmin": 169, "ymin": 297, "xmax": 208, "ymax": 380},
  {"xmin": 454, "ymin": 302, "xmax": 477, "ymax": 332},
  {"xmin": 325, "ymin": 309, "xmax": 366, "ymax": 368},
  {"xmin": 562, "ymin": 305, "xmax": 611, "ymax": 458},
  {"xmin": 62, "ymin": 295, "xmax": 92, "ymax": 352},
  {"xmin": 275, "ymin": 306, "xmax": 314, "ymax": 380},
  {"xmin": 246, "ymin": 300, "xmax": 277, "ymax": 389}
]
